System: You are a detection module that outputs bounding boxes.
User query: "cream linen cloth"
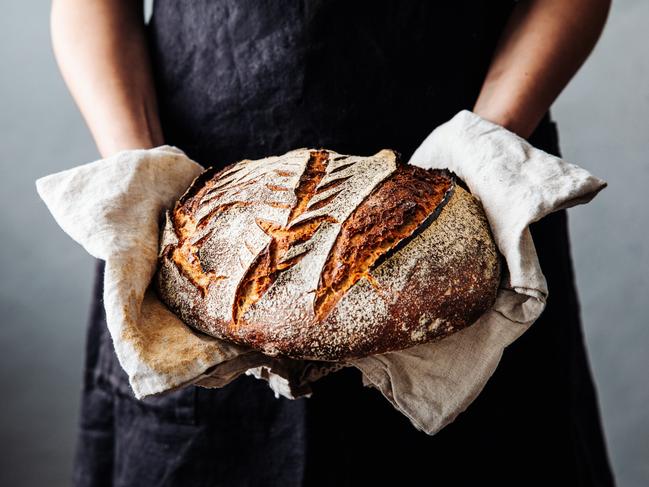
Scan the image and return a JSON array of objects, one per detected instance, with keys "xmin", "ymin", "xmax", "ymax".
[{"xmin": 36, "ymin": 110, "xmax": 606, "ymax": 435}]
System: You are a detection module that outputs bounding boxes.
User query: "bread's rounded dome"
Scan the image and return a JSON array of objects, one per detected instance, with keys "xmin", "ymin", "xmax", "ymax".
[{"xmin": 155, "ymin": 148, "xmax": 500, "ymax": 360}]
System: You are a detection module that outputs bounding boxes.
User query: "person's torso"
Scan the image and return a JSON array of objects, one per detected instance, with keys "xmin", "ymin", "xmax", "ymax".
[{"xmin": 147, "ymin": 0, "xmax": 516, "ymax": 167}]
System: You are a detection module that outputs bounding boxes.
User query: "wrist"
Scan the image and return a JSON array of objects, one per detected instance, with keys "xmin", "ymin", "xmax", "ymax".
[
  {"xmin": 471, "ymin": 103, "xmax": 541, "ymax": 140},
  {"xmin": 96, "ymin": 134, "xmax": 161, "ymax": 159},
  {"xmin": 93, "ymin": 101, "xmax": 164, "ymax": 158}
]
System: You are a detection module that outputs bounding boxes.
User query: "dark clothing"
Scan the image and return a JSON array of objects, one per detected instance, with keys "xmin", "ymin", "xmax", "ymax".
[
  {"xmin": 147, "ymin": 0, "xmax": 517, "ymax": 167},
  {"xmin": 72, "ymin": 1, "xmax": 615, "ymax": 485}
]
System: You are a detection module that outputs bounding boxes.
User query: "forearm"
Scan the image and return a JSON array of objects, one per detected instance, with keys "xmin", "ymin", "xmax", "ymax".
[
  {"xmin": 473, "ymin": 0, "xmax": 611, "ymax": 138},
  {"xmin": 51, "ymin": 0, "xmax": 163, "ymax": 157}
]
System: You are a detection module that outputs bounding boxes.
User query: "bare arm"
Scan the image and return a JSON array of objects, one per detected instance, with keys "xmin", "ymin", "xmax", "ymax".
[
  {"xmin": 473, "ymin": 0, "xmax": 611, "ymax": 138},
  {"xmin": 51, "ymin": 0, "xmax": 163, "ymax": 157}
]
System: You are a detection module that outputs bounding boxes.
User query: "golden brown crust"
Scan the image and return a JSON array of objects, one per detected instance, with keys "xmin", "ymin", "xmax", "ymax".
[
  {"xmin": 233, "ymin": 150, "xmax": 333, "ymax": 328},
  {"xmin": 154, "ymin": 148, "xmax": 501, "ymax": 361},
  {"xmin": 314, "ymin": 164, "xmax": 454, "ymax": 320}
]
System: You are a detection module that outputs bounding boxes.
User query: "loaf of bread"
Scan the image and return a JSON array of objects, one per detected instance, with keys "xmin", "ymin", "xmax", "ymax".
[{"xmin": 155, "ymin": 148, "xmax": 501, "ymax": 361}]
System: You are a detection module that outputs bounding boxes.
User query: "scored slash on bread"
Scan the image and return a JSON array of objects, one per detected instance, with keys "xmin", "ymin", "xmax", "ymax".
[{"xmin": 155, "ymin": 148, "xmax": 501, "ymax": 361}]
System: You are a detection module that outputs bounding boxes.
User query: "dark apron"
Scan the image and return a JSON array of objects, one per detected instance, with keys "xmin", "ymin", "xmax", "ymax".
[{"xmin": 72, "ymin": 1, "xmax": 615, "ymax": 485}]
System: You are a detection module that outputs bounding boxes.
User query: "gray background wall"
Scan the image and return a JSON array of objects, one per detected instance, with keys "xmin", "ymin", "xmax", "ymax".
[{"xmin": 0, "ymin": 1, "xmax": 647, "ymax": 485}]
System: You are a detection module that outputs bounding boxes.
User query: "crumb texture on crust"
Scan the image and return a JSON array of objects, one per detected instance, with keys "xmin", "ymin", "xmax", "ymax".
[{"xmin": 155, "ymin": 148, "xmax": 500, "ymax": 360}]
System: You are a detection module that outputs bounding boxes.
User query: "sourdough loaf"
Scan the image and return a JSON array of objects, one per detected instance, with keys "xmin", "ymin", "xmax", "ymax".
[{"xmin": 155, "ymin": 148, "xmax": 501, "ymax": 361}]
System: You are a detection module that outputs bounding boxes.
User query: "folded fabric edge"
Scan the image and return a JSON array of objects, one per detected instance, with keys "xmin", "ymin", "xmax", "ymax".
[
  {"xmin": 245, "ymin": 367, "xmax": 314, "ymax": 399},
  {"xmin": 543, "ymin": 179, "xmax": 608, "ymax": 216},
  {"xmin": 353, "ymin": 314, "xmax": 535, "ymax": 436},
  {"xmin": 128, "ymin": 350, "xmax": 261, "ymax": 399}
]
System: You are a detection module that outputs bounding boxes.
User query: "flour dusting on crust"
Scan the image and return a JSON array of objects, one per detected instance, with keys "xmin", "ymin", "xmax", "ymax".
[{"xmin": 155, "ymin": 148, "xmax": 500, "ymax": 360}]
